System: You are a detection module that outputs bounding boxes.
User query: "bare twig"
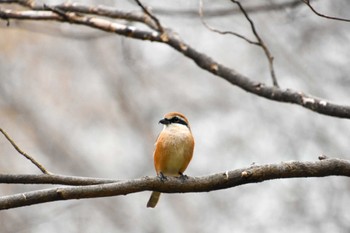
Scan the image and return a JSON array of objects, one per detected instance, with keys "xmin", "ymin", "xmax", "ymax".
[
  {"xmin": 302, "ymin": 0, "xmax": 350, "ymax": 22},
  {"xmin": 134, "ymin": 0, "xmax": 164, "ymax": 32},
  {"xmin": 0, "ymin": 128, "xmax": 51, "ymax": 174},
  {"xmin": 231, "ymin": 0, "xmax": 279, "ymax": 87},
  {"xmin": 199, "ymin": 0, "xmax": 278, "ymax": 87},
  {"xmin": 155, "ymin": 0, "xmax": 303, "ymax": 18},
  {"xmin": 0, "ymin": 158, "xmax": 349, "ymax": 210},
  {"xmin": 198, "ymin": 0, "xmax": 258, "ymax": 45}
]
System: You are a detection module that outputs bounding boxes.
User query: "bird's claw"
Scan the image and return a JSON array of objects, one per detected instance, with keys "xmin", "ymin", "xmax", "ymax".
[
  {"xmin": 158, "ymin": 172, "xmax": 167, "ymax": 182},
  {"xmin": 178, "ymin": 173, "xmax": 188, "ymax": 182}
]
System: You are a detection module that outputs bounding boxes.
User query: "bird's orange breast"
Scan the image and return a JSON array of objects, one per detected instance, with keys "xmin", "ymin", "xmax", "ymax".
[{"xmin": 153, "ymin": 127, "xmax": 194, "ymax": 176}]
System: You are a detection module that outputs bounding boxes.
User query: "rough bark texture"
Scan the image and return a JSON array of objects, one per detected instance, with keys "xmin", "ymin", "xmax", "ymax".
[{"xmin": 0, "ymin": 159, "xmax": 349, "ymax": 210}]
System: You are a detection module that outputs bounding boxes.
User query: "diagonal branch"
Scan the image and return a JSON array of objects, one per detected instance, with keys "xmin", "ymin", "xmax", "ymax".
[
  {"xmin": 0, "ymin": 128, "xmax": 51, "ymax": 174},
  {"xmin": 134, "ymin": 0, "xmax": 164, "ymax": 32},
  {"xmin": 1, "ymin": 3, "xmax": 350, "ymax": 118},
  {"xmin": 302, "ymin": 0, "xmax": 350, "ymax": 22},
  {"xmin": 0, "ymin": 158, "xmax": 349, "ymax": 210}
]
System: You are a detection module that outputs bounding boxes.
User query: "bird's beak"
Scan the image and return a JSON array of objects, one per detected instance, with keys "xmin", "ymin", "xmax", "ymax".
[{"xmin": 159, "ymin": 118, "xmax": 170, "ymax": 125}]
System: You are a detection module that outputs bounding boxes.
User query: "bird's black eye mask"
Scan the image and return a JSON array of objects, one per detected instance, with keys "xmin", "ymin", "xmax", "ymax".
[{"xmin": 159, "ymin": 116, "xmax": 188, "ymax": 126}]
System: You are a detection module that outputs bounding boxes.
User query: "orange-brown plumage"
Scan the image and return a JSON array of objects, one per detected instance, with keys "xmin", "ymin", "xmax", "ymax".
[{"xmin": 147, "ymin": 112, "xmax": 194, "ymax": 208}]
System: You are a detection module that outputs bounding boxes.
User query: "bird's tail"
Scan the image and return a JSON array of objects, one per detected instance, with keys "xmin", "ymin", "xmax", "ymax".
[{"xmin": 147, "ymin": 191, "xmax": 161, "ymax": 208}]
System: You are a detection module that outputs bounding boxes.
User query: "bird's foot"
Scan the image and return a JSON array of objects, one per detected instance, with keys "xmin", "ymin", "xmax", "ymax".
[
  {"xmin": 178, "ymin": 172, "xmax": 189, "ymax": 182},
  {"xmin": 158, "ymin": 172, "xmax": 167, "ymax": 182}
]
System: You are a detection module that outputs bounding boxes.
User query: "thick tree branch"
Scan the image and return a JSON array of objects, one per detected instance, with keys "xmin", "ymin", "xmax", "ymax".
[
  {"xmin": 0, "ymin": 158, "xmax": 349, "ymax": 210},
  {"xmin": 1, "ymin": 2, "xmax": 350, "ymax": 118},
  {"xmin": 2, "ymin": 1, "xmax": 159, "ymax": 29},
  {"xmin": 0, "ymin": 173, "xmax": 118, "ymax": 185}
]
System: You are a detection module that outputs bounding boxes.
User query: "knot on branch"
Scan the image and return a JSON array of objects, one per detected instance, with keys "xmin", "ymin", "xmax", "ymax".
[{"xmin": 241, "ymin": 170, "xmax": 252, "ymax": 178}]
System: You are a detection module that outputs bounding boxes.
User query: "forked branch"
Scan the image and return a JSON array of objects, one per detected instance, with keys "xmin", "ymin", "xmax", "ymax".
[{"xmin": 0, "ymin": 1, "xmax": 350, "ymax": 119}]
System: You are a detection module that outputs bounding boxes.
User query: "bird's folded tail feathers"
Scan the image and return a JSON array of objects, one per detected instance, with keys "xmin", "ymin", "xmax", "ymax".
[{"xmin": 147, "ymin": 191, "xmax": 161, "ymax": 208}]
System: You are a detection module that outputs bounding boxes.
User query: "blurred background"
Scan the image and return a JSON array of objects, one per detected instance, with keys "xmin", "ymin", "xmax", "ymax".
[{"xmin": 1, "ymin": 0, "xmax": 350, "ymax": 232}]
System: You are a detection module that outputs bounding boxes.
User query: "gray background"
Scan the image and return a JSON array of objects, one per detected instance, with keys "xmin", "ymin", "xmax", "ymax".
[{"xmin": 0, "ymin": 0, "xmax": 350, "ymax": 232}]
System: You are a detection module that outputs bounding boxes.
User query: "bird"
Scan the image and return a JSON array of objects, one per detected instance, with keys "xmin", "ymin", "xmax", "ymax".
[{"xmin": 147, "ymin": 112, "xmax": 195, "ymax": 208}]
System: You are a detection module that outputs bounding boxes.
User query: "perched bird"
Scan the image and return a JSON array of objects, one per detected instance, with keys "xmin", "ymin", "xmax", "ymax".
[{"xmin": 147, "ymin": 112, "xmax": 195, "ymax": 208}]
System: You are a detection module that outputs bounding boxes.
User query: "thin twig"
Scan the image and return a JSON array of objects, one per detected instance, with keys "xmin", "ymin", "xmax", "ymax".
[
  {"xmin": 198, "ymin": 0, "xmax": 259, "ymax": 45},
  {"xmin": 134, "ymin": 0, "xmax": 164, "ymax": 32},
  {"xmin": 0, "ymin": 128, "xmax": 51, "ymax": 174},
  {"xmin": 156, "ymin": 0, "xmax": 303, "ymax": 18},
  {"xmin": 302, "ymin": 0, "xmax": 350, "ymax": 22},
  {"xmin": 231, "ymin": 0, "xmax": 279, "ymax": 87},
  {"xmin": 199, "ymin": 0, "xmax": 279, "ymax": 87}
]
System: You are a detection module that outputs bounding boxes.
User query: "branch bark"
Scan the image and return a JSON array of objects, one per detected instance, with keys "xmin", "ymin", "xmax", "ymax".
[
  {"xmin": 1, "ymin": 158, "xmax": 349, "ymax": 210},
  {"xmin": 0, "ymin": 128, "xmax": 51, "ymax": 174},
  {"xmin": 0, "ymin": 2, "xmax": 350, "ymax": 118},
  {"xmin": 0, "ymin": 173, "xmax": 118, "ymax": 185}
]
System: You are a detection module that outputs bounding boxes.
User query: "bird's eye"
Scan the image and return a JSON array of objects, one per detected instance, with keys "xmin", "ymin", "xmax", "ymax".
[{"xmin": 169, "ymin": 116, "xmax": 188, "ymax": 126}]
